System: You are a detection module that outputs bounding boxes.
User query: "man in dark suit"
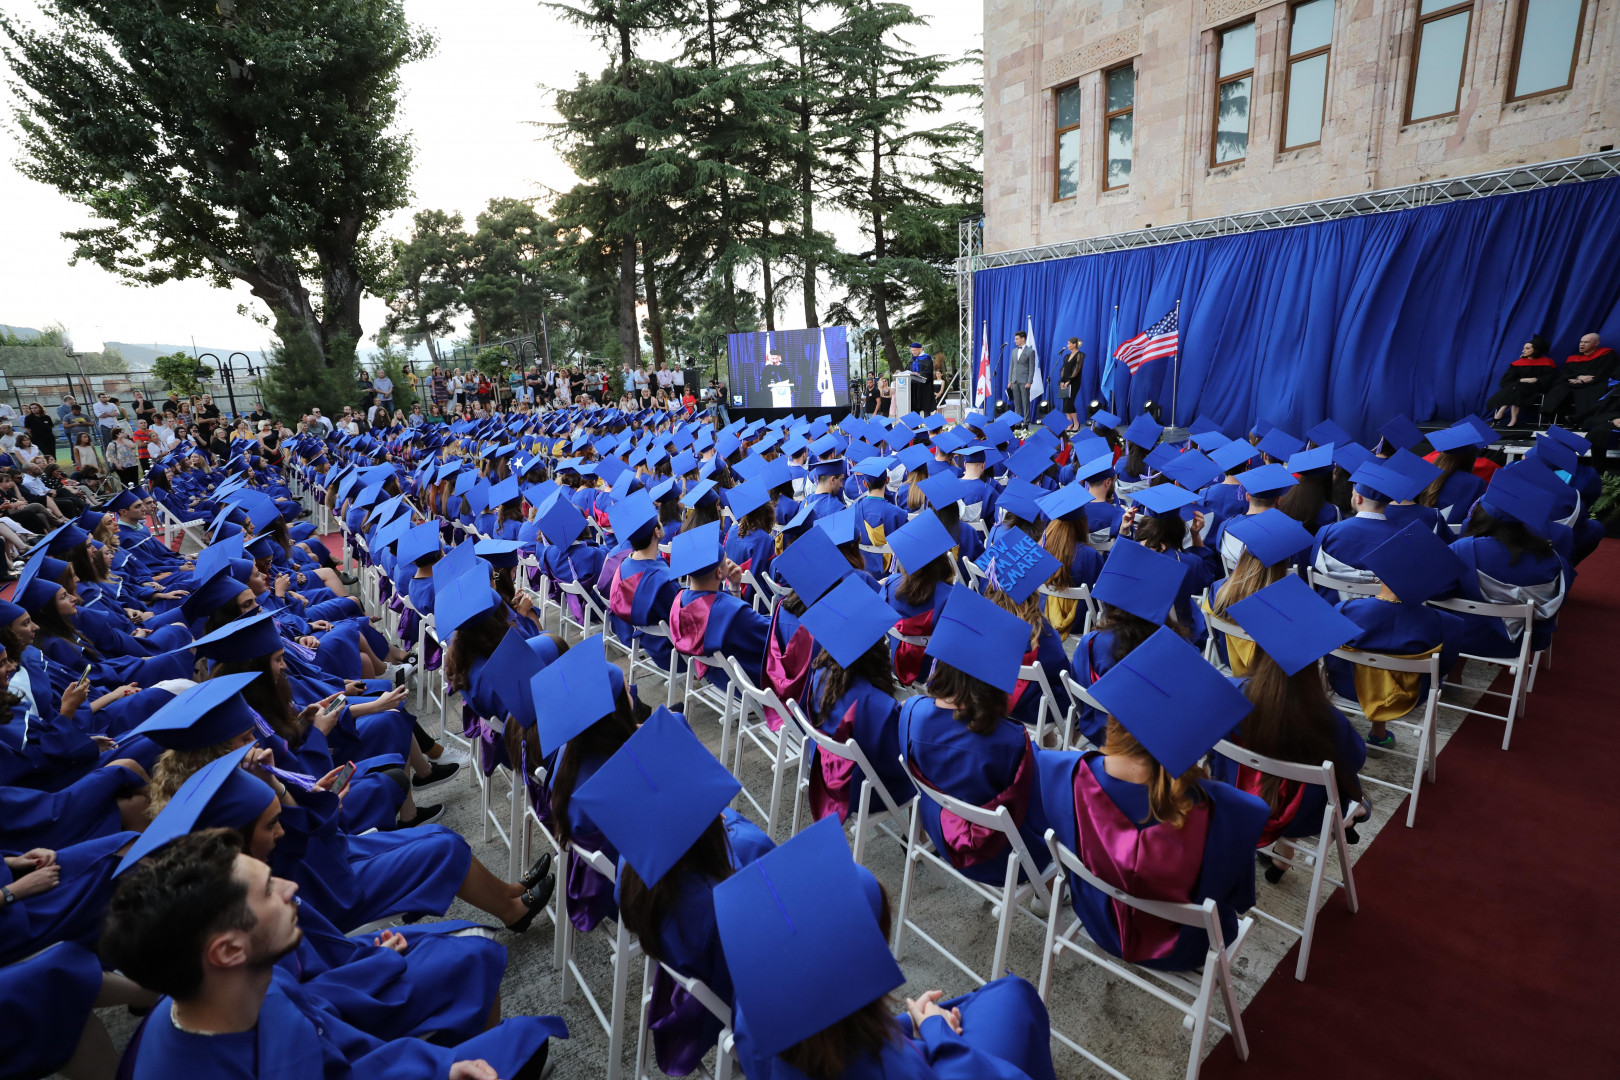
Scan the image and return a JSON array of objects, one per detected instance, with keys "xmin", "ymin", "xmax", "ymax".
[{"xmin": 908, "ymin": 342, "xmax": 935, "ymax": 415}]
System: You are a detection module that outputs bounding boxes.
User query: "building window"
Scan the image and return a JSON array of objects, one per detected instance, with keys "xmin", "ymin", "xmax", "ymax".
[
  {"xmin": 1407, "ymin": 0, "xmax": 1472, "ymax": 122},
  {"xmin": 1282, "ymin": 0, "xmax": 1334, "ymax": 149},
  {"xmin": 1104, "ymin": 64, "xmax": 1134, "ymax": 189},
  {"xmin": 1054, "ymin": 83, "xmax": 1082, "ymax": 200},
  {"xmin": 1213, "ymin": 22, "xmax": 1255, "ymax": 165},
  {"xmin": 1509, "ymin": 0, "xmax": 1586, "ymax": 99}
]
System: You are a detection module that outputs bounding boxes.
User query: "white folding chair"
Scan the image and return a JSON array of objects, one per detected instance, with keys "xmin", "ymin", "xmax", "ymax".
[
  {"xmin": 1039, "ymin": 829, "xmax": 1251, "ymax": 1080},
  {"xmin": 1306, "ymin": 565, "xmax": 1383, "ymax": 600},
  {"xmin": 1057, "ymin": 669, "xmax": 1108, "ymax": 751},
  {"xmin": 557, "ymin": 579, "xmax": 602, "ymax": 641},
  {"xmin": 155, "ymin": 501, "xmax": 209, "ymax": 550},
  {"xmin": 959, "ymin": 555, "xmax": 988, "ymax": 593},
  {"xmin": 1428, "ymin": 596, "xmax": 1542, "ymax": 750},
  {"xmin": 893, "ymin": 760, "xmax": 1056, "ymax": 986},
  {"xmin": 1211, "ymin": 740, "xmax": 1360, "ymax": 981},
  {"xmin": 469, "ymin": 713, "xmax": 516, "ymax": 879},
  {"xmin": 516, "ymin": 761, "xmax": 567, "ymax": 972},
  {"xmin": 674, "ymin": 647, "xmax": 738, "ymax": 763},
  {"xmin": 887, "ymin": 626, "xmax": 932, "ymax": 696},
  {"xmin": 1038, "ymin": 582, "xmax": 1098, "ymax": 644},
  {"xmin": 625, "ymin": 621, "xmax": 680, "ymax": 709},
  {"xmin": 1327, "ymin": 645, "xmax": 1442, "ymax": 828},
  {"xmin": 633, "ymin": 958, "xmax": 736, "ymax": 1080},
  {"xmin": 739, "ymin": 569, "xmax": 775, "ymax": 614},
  {"xmin": 785, "ymin": 699, "xmax": 911, "ymax": 865},
  {"xmin": 1017, "ymin": 660, "xmax": 1067, "ymax": 747},
  {"xmin": 723, "ymin": 656, "xmax": 805, "ymax": 840},
  {"xmin": 557, "ymin": 845, "xmax": 640, "ymax": 1080}
]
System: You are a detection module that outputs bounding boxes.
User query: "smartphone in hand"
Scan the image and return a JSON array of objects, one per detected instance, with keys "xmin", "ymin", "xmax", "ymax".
[{"xmin": 330, "ymin": 761, "xmax": 357, "ymax": 790}]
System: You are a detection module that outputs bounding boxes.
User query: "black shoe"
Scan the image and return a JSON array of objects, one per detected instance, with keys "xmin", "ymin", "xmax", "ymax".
[
  {"xmin": 505, "ymin": 875, "xmax": 555, "ymax": 933},
  {"xmin": 520, "ymin": 852, "xmax": 553, "ymax": 891},
  {"xmin": 412, "ymin": 761, "xmax": 460, "ymax": 792},
  {"xmin": 1263, "ymin": 862, "xmax": 1288, "ymax": 885},
  {"xmin": 397, "ymin": 803, "xmax": 444, "ymax": 828}
]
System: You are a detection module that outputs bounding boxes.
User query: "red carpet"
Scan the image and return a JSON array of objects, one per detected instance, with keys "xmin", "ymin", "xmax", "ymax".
[{"xmin": 1203, "ymin": 540, "xmax": 1620, "ymax": 1078}]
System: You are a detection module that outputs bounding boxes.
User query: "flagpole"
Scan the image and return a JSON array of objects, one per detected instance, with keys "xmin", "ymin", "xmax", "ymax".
[{"xmin": 1170, "ymin": 299, "xmax": 1182, "ymax": 426}]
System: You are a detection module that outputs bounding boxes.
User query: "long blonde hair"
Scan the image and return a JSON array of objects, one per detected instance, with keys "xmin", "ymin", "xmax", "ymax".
[
  {"xmin": 1210, "ymin": 550, "xmax": 1290, "ymax": 615},
  {"xmin": 1100, "ymin": 717, "xmax": 1207, "ymax": 828}
]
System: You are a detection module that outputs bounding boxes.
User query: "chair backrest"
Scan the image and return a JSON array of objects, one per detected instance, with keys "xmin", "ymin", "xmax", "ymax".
[
  {"xmin": 1327, "ymin": 645, "xmax": 1441, "ymax": 676},
  {"xmin": 1017, "ymin": 661, "xmax": 1065, "ymax": 737},
  {"xmin": 903, "ymin": 754, "xmax": 1051, "ymax": 903},
  {"xmin": 1307, "ymin": 566, "xmax": 1383, "ymax": 598},
  {"xmin": 785, "ymin": 699, "xmax": 910, "ymax": 818},
  {"xmin": 1044, "ymin": 828, "xmax": 1223, "ymax": 942},
  {"xmin": 1426, "ymin": 595, "xmax": 1535, "ymax": 620},
  {"xmin": 1203, "ymin": 606, "xmax": 1252, "ymax": 643},
  {"xmin": 571, "ymin": 841, "xmax": 618, "ymax": 884},
  {"xmin": 724, "ymin": 655, "xmax": 796, "ymax": 735},
  {"xmin": 1057, "ymin": 668, "xmax": 1108, "ymax": 720},
  {"xmin": 888, "ymin": 625, "xmax": 930, "ymax": 648},
  {"xmin": 960, "ymin": 557, "xmax": 988, "ymax": 592},
  {"xmin": 1212, "ymin": 739, "xmax": 1340, "ymax": 792}
]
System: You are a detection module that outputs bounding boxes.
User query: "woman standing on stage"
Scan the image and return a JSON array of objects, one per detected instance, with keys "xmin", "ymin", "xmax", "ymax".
[{"xmin": 1059, "ymin": 337, "xmax": 1085, "ymax": 433}]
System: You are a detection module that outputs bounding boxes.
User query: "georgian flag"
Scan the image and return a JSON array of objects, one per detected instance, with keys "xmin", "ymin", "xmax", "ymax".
[{"xmin": 975, "ymin": 320, "xmax": 991, "ymax": 408}]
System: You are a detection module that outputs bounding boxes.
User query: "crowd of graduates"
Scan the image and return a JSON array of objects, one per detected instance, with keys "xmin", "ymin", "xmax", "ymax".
[{"xmin": 0, "ymin": 384, "xmax": 1595, "ymax": 1080}]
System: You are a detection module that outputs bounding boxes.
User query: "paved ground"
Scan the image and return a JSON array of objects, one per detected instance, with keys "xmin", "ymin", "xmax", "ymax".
[{"xmin": 90, "ymin": 578, "xmax": 1496, "ymax": 1080}]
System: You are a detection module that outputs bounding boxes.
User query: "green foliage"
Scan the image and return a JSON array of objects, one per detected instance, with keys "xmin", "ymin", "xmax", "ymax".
[
  {"xmin": 151, "ymin": 351, "xmax": 213, "ymax": 397},
  {"xmin": 470, "ymin": 347, "xmax": 512, "ymax": 383},
  {"xmin": 260, "ymin": 318, "xmax": 360, "ymax": 420},
  {"xmin": 1594, "ymin": 472, "xmax": 1620, "ymax": 523},
  {"xmin": 0, "ymin": 1, "xmax": 434, "ymax": 366},
  {"xmin": 0, "ymin": 322, "xmax": 70, "ymax": 347}
]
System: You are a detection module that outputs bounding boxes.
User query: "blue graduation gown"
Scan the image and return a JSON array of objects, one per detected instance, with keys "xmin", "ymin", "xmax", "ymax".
[
  {"xmin": 0, "ymin": 830, "xmax": 136, "ymax": 966},
  {"xmin": 1449, "ymin": 535, "xmax": 1569, "ymax": 656},
  {"xmin": 0, "ymin": 941, "xmax": 105, "ymax": 1080},
  {"xmin": 852, "ymin": 496, "xmax": 909, "ymax": 576},
  {"xmin": 0, "ymin": 767, "xmax": 140, "ymax": 853},
  {"xmin": 803, "ymin": 668, "xmax": 912, "ymax": 822},
  {"xmin": 1067, "ymin": 629, "xmax": 1124, "ymax": 746},
  {"xmin": 669, "ymin": 588, "xmax": 770, "ymax": 692},
  {"xmin": 1434, "ymin": 470, "xmax": 1486, "ymax": 524}
]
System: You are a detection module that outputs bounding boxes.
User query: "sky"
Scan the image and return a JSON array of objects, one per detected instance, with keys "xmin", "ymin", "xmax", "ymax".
[{"xmin": 0, "ymin": 0, "xmax": 982, "ymax": 356}]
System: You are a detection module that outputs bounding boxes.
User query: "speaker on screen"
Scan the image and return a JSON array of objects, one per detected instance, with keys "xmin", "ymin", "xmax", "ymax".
[{"xmin": 725, "ymin": 327, "xmax": 852, "ymax": 410}]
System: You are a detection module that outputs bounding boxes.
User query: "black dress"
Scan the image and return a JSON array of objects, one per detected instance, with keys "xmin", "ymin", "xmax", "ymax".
[
  {"xmin": 1059, "ymin": 350, "xmax": 1085, "ymax": 412},
  {"xmin": 23, "ymin": 412, "xmax": 55, "ymax": 459},
  {"xmin": 1485, "ymin": 355, "xmax": 1557, "ymax": 411}
]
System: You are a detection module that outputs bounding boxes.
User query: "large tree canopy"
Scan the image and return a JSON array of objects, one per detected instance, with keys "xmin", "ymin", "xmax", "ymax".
[{"xmin": 0, "ymin": 0, "xmax": 433, "ymax": 383}]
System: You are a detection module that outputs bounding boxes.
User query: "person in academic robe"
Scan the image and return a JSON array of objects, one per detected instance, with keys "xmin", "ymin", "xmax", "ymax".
[
  {"xmin": 101, "ymin": 830, "xmax": 566, "ymax": 1080},
  {"xmin": 1215, "ymin": 576, "xmax": 1370, "ymax": 873},
  {"xmin": 1447, "ymin": 469, "xmax": 1570, "ymax": 659},
  {"xmin": 849, "ymin": 458, "xmax": 908, "ymax": 577},
  {"xmin": 1519, "ymin": 438, "xmax": 1606, "ymax": 565},
  {"xmin": 1033, "ymin": 481, "xmax": 1102, "ymax": 637},
  {"xmin": 1487, "ymin": 336, "xmax": 1558, "ymax": 427},
  {"xmin": 896, "ymin": 586, "xmax": 1049, "ymax": 887},
  {"xmin": 1207, "ymin": 463, "xmax": 1298, "ymax": 575},
  {"xmin": 605, "ymin": 491, "xmax": 684, "ymax": 670},
  {"xmin": 535, "ymin": 493, "xmax": 606, "ymax": 624},
  {"xmin": 1034, "ymin": 626, "xmax": 1268, "ymax": 973},
  {"xmin": 1542, "ymin": 332, "xmax": 1618, "ymax": 423},
  {"xmin": 1309, "ymin": 461, "xmax": 1414, "ymax": 600},
  {"xmin": 1419, "ymin": 424, "xmax": 1490, "ymax": 525},
  {"xmin": 722, "ymin": 477, "xmax": 779, "ymax": 599},
  {"xmin": 1113, "ymin": 415, "xmax": 1161, "ymax": 500},
  {"xmin": 1119, "ymin": 484, "xmax": 1218, "ymax": 636},
  {"xmin": 879, "ymin": 511, "xmax": 957, "ymax": 686},
  {"xmin": 720, "ymin": 817, "xmax": 1058, "ymax": 1080},
  {"xmin": 976, "ymin": 537, "xmax": 1072, "ymax": 735},
  {"xmin": 917, "ymin": 473, "xmax": 983, "ymax": 568},
  {"xmin": 0, "ymin": 941, "xmax": 158, "ymax": 1080},
  {"xmin": 574, "ymin": 707, "xmax": 775, "ymax": 1078},
  {"xmin": 667, "ymin": 521, "xmax": 771, "ymax": 693}
]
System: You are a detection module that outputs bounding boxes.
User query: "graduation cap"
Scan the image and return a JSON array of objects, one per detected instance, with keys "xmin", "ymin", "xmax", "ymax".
[
  {"xmin": 1479, "ymin": 464, "xmax": 1556, "ymax": 536},
  {"xmin": 1331, "ymin": 442, "xmax": 1375, "ymax": 476},
  {"xmin": 1159, "ymin": 449, "xmax": 1221, "ymax": 491},
  {"xmin": 983, "ymin": 530, "xmax": 1060, "ymax": 604},
  {"xmin": 1285, "ymin": 444, "xmax": 1335, "ymax": 474},
  {"xmin": 179, "ymin": 565, "xmax": 253, "ymax": 624},
  {"xmin": 1124, "ymin": 414, "xmax": 1163, "ymax": 448},
  {"xmin": 991, "ymin": 480, "xmax": 1041, "ymax": 524},
  {"xmin": 103, "ymin": 489, "xmax": 141, "ymax": 513},
  {"xmin": 1346, "ymin": 461, "xmax": 1404, "ymax": 503},
  {"xmin": 681, "ymin": 480, "xmax": 721, "ymax": 511},
  {"xmin": 815, "ymin": 507, "xmax": 860, "ymax": 547},
  {"xmin": 896, "ymin": 444, "xmax": 933, "ymax": 473},
  {"xmin": 1528, "ymin": 437, "xmax": 1578, "ymax": 476},
  {"xmin": 1190, "ymin": 430, "xmax": 1232, "ymax": 452},
  {"xmin": 433, "ymin": 538, "xmax": 479, "ymax": 595},
  {"xmin": 1362, "ymin": 521, "xmax": 1467, "ymax": 605},
  {"xmin": 924, "ymin": 585, "xmax": 1031, "ymax": 693},
  {"xmin": 807, "ymin": 457, "xmax": 847, "ymax": 479},
  {"xmin": 193, "ymin": 534, "xmax": 247, "ymax": 581},
  {"xmin": 1238, "ymin": 463, "xmax": 1300, "ymax": 499},
  {"xmin": 474, "ymin": 538, "xmax": 525, "ymax": 568},
  {"xmin": 1256, "ymin": 429, "xmax": 1305, "ymax": 462},
  {"xmin": 1229, "ymin": 575, "xmax": 1361, "ymax": 676},
  {"xmin": 669, "ymin": 519, "xmax": 724, "ymax": 578},
  {"xmin": 773, "ymin": 527, "xmax": 851, "ymax": 605},
  {"xmin": 886, "ymin": 510, "xmax": 955, "ymax": 574},
  {"xmin": 1005, "ymin": 439, "xmax": 1056, "ymax": 480},
  {"xmin": 190, "ymin": 612, "xmax": 284, "ymax": 662},
  {"xmin": 488, "ymin": 476, "xmax": 522, "ymax": 508},
  {"xmin": 1090, "ymin": 409, "xmax": 1122, "ymax": 429},
  {"xmin": 1036, "ymin": 482, "xmax": 1095, "ymax": 523},
  {"xmin": 852, "ymin": 455, "xmax": 895, "ymax": 480},
  {"xmin": 609, "ymin": 490, "xmax": 659, "ymax": 546},
  {"xmin": 1092, "ymin": 540, "xmax": 1185, "ymax": 625},
  {"xmin": 122, "ymin": 673, "xmax": 262, "ymax": 751},
  {"xmin": 570, "ymin": 706, "xmax": 742, "ymax": 887},
  {"xmin": 1457, "ymin": 414, "xmax": 1499, "ymax": 446},
  {"xmin": 397, "ymin": 520, "xmax": 443, "ymax": 567},
  {"xmin": 1542, "ymin": 425, "xmax": 1591, "ymax": 457},
  {"xmin": 531, "ymin": 634, "xmax": 624, "ymax": 752},
  {"xmin": 1305, "ymin": 419, "xmax": 1353, "ymax": 448},
  {"xmin": 434, "ymin": 573, "xmax": 503, "ymax": 637},
  {"xmin": 1090, "ymin": 626, "xmax": 1252, "ymax": 775},
  {"xmin": 243, "ymin": 532, "xmax": 279, "ymax": 562},
  {"xmin": 912, "ymin": 474, "xmax": 964, "ymax": 511},
  {"xmin": 1143, "ymin": 444, "xmax": 1180, "ymax": 475},
  {"xmin": 713, "ymin": 815, "xmax": 903, "ymax": 1057},
  {"xmin": 1209, "ymin": 441, "xmax": 1258, "ymax": 472},
  {"xmin": 727, "ymin": 477, "xmax": 772, "ymax": 520},
  {"xmin": 1130, "ymin": 483, "xmax": 1201, "ymax": 517},
  {"xmin": 1071, "ymin": 452, "xmax": 1118, "ymax": 485},
  {"xmin": 1378, "ymin": 414, "xmax": 1424, "ymax": 453},
  {"xmin": 115, "ymin": 745, "xmax": 274, "ymax": 876},
  {"xmin": 797, "ymin": 576, "xmax": 899, "ymax": 668},
  {"xmin": 932, "ymin": 428, "xmax": 970, "ymax": 455},
  {"xmin": 1426, "ymin": 424, "xmax": 1483, "ymax": 453},
  {"xmin": 1223, "ymin": 508, "xmax": 1314, "ymax": 567},
  {"xmin": 539, "ymin": 497, "xmax": 588, "ymax": 548}
]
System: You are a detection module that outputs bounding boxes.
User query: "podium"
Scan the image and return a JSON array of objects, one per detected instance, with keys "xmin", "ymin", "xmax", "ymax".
[
  {"xmin": 768, "ymin": 380, "xmax": 794, "ymax": 408},
  {"xmin": 891, "ymin": 371, "xmax": 917, "ymax": 416}
]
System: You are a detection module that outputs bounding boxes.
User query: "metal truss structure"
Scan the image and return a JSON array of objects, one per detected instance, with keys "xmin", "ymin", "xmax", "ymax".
[{"xmin": 955, "ymin": 150, "xmax": 1620, "ymax": 376}]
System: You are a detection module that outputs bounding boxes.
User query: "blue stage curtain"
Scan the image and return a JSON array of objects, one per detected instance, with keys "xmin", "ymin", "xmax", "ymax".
[{"xmin": 972, "ymin": 178, "xmax": 1620, "ymax": 440}]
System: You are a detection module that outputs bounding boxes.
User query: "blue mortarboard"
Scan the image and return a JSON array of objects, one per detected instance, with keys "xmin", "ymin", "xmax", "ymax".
[
  {"xmin": 932, "ymin": 428, "xmax": 970, "ymax": 455},
  {"xmin": 434, "ymin": 573, "xmax": 503, "ymax": 637},
  {"xmin": 115, "ymin": 745, "xmax": 273, "ymax": 876},
  {"xmin": 1144, "ymin": 445, "xmax": 1180, "ymax": 474},
  {"xmin": 1346, "ymin": 461, "xmax": 1402, "ymax": 503},
  {"xmin": 488, "ymin": 476, "xmax": 522, "ymax": 507},
  {"xmin": 1041, "ymin": 410, "xmax": 1070, "ymax": 436},
  {"xmin": 1090, "ymin": 626, "xmax": 1252, "ymax": 775},
  {"xmin": 1305, "ymin": 420, "xmax": 1353, "ymax": 448},
  {"xmin": 243, "ymin": 532, "xmax": 279, "ymax": 561},
  {"xmin": 571, "ymin": 706, "xmax": 742, "ymax": 887},
  {"xmin": 1480, "ymin": 467, "xmax": 1556, "ymax": 536},
  {"xmin": 816, "ymin": 507, "xmax": 860, "ymax": 547},
  {"xmin": 773, "ymin": 527, "xmax": 851, "ymax": 605},
  {"xmin": 1256, "ymin": 429, "xmax": 1305, "ymax": 461},
  {"xmin": 1159, "ymin": 449, "xmax": 1221, "ymax": 491},
  {"xmin": 1090, "ymin": 409, "xmax": 1122, "ymax": 429},
  {"xmin": 1458, "ymin": 414, "xmax": 1498, "ymax": 446},
  {"xmin": 1426, "ymin": 424, "xmax": 1483, "ymax": 453},
  {"xmin": 916, "ymin": 474, "xmax": 968, "ymax": 510},
  {"xmin": 887, "ymin": 510, "xmax": 955, "ymax": 574},
  {"xmin": 983, "ymin": 530, "xmax": 1060, "ymax": 604},
  {"xmin": 1092, "ymin": 540, "xmax": 1185, "ymax": 625},
  {"xmin": 179, "ymin": 565, "xmax": 252, "ymax": 624},
  {"xmin": 924, "ymin": 585, "xmax": 1031, "ymax": 693},
  {"xmin": 1239, "ymin": 463, "xmax": 1300, "ymax": 498},
  {"xmin": 1378, "ymin": 414, "xmax": 1424, "ymax": 452},
  {"xmin": 1071, "ymin": 452, "xmax": 1118, "ymax": 485},
  {"xmin": 122, "ymin": 673, "xmax": 261, "ymax": 751},
  {"xmin": 1224, "ymin": 508, "xmax": 1314, "ymax": 567},
  {"xmin": 1124, "ymin": 414, "xmax": 1163, "ymax": 448},
  {"xmin": 713, "ymin": 816, "xmax": 905, "ymax": 1057},
  {"xmin": 1382, "ymin": 447, "xmax": 1442, "ymax": 492},
  {"xmin": 609, "ymin": 490, "xmax": 659, "ymax": 544},
  {"xmin": 104, "ymin": 489, "xmax": 140, "ymax": 513},
  {"xmin": 727, "ymin": 477, "xmax": 772, "ymax": 519},
  {"xmin": 1362, "ymin": 521, "xmax": 1468, "ymax": 605},
  {"xmin": 1005, "ymin": 439, "xmax": 1056, "ymax": 480},
  {"xmin": 1037, "ymin": 482, "xmax": 1096, "ymax": 521},
  {"xmin": 1285, "ymin": 444, "xmax": 1335, "ymax": 474},
  {"xmin": 397, "ymin": 521, "xmax": 442, "ymax": 567},
  {"xmin": 896, "ymin": 444, "xmax": 933, "ymax": 473},
  {"xmin": 669, "ymin": 519, "xmax": 724, "ymax": 578},
  {"xmin": 1190, "ymin": 430, "xmax": 1231, "ymax": 451},
  {"xmin": 1131, "ymin": 483, "xmax": 1201, "ymax": 517},
  {"xmin": 996, "ymin": 479, "xmax": 1046, "ymax": 522},
  {"xmin": 474, "ymin": 538, "xmax": 525, "ymax": 569},
  {"xmin": 1528, "ymin": 437, "xmax": 1578, "ymax": 475},
  {"xmin": 1332, "ymin": 442, "xmax": 1375, "ymax": 475},
  {"xmin": 532, "ymin": 634, "xmax": 623, "ymax": 751},
  {"xmin": 193, "ymin": 534, "xmax": 247, "ymax": 580},
  {"xmin": 853, "ymin": 455, "xmax": 895, "ymax": 480},
  {"xmin": 1210, "ymin": 441, "xmax": 1258, "ymax": 472},
  {"xmin": 1229, "ymin": 575, "xmax": 1361, "ymax": 676},
  {"xmin": 0, "ymin": 598, "xmax": 23, "ymax": 626},
  {"xmin": 1542, "ymin": 425, "xmax": 1591, "ymax": 456},
  {"xmin": 42, "ymin": 523, "xmax": 88, "ymax": 556},
  {"xmin": 190, "ymin": 612, "xmax": 284, "ymax": 661},
  {"xmin": 539, "ymin": 496, "xmax": 588, "ymax": 547},
  {"xmin": 433, "ymin": 539, "xmax": 479, "ymax": 596},
  {"xmin": 807, "ymin": 457, "xmax": 847, "ymax": 479},
  {"xmin": 670, "ymin": 450, "xmax": 700, "ymax": 476},
  {"xmin": 799, "ymin": 576, "xmax": 900, "ymax": 667},
  {"xmin": 681, "ymin": 480, "xmax": 720, "ymax": 510}
]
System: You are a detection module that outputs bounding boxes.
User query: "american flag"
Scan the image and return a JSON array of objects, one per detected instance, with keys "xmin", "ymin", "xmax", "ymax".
[{"xmin": 1112, "ymin": 307, "xmax": 1178, "ymax": 373}]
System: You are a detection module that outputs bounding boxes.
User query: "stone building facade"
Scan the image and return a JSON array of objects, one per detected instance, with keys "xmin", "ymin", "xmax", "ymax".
[{"xmin": 983, "ymin": 0, "xmax": 1620, "ymax": 253}]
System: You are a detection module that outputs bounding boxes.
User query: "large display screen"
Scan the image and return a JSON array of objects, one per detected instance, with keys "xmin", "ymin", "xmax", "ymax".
[{"xmin": 725, "ymin": 326, "xmax": 852, "ymax": 409}]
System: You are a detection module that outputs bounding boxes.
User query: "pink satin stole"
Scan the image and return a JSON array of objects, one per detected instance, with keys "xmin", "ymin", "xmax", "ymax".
[
  {"xmin": 669, "ymin": 591, "xmax": 718, "ymax": 679},
  {"xmin": 1006, "ymin": 646, "xmax": 1040, "ymax": 712},
  {"xmin": 892, "ymin": 609, "xmax": 935, "ymax": 685},
  {"xmin": 807, "ymin": 700, "xmax": 860, "ymax": 822},
  {"xmin": 1071, "ymin": 762, "xmax": 1211, "ymax": 963},
  {"xmin": 763, "ymin": 604, "xmax": 813, "ymax": 732},
  {"xmin": 915, "ymin": 733, "xmax": 1036, "ymax": 870},
  {"xmin": 1236, "ymin": 766, "xmax": 1306, "ymax": 847},
  {"xmin": 608, "ymin": 563, "xmax": 641, "ymax": 621}
]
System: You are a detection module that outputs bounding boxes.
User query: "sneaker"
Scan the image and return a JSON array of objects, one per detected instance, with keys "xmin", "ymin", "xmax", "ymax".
[
  {"xmin": 1364, "ymin": 730, "xmax": 1396, "ymax": 749},
  {"xmin": 387, "ymin": 661, "xmax": 417, "ymax": 687},
  {"xmin": 398, "ymin": 803, "xmax": 444, "ymax": 828},
  {"xmin": 429, "ymin": 744, "xmax": 471, "ymax": 767},
  {"xmin": 412, "ymin": 761, "xmax": 461, "ymax": 792}
]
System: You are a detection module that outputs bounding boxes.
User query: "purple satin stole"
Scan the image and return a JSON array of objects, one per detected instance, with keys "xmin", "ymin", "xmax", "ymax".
[
  {"xmin": 1071, "ymin": 761, "xmax": 1210, "ymax": 963},
  {"xmin": 564, "ymin": 831, "xmax": 618, "ymax": 933},
  {"xmin": 609, "ymin": 562, "xmax": 641, "ymax": 622},
  {"xmin": 460, "ymin": 703, "xmax": 507, "ymax": 778},
  {"xmin": 762, "ymin": 604, "xmax": 813, "ymax": 733},
  {"xmin": 807, "ymin": 700, "xmax": 860, "ymax": 822},
  {"xmin": 918, "ymin": 733, "xmax": 1036, "ymax": 870},
  {"xmin": 645, "ymin": 968, "xmax": 715, "ymax": 1077},
  {"xmin": 893, "ymin": 609, "xmax": 935, "ymax": 685},
  {"xmin": 669, "ymin": 592, "xmax": 719, "ymax": 678}
]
